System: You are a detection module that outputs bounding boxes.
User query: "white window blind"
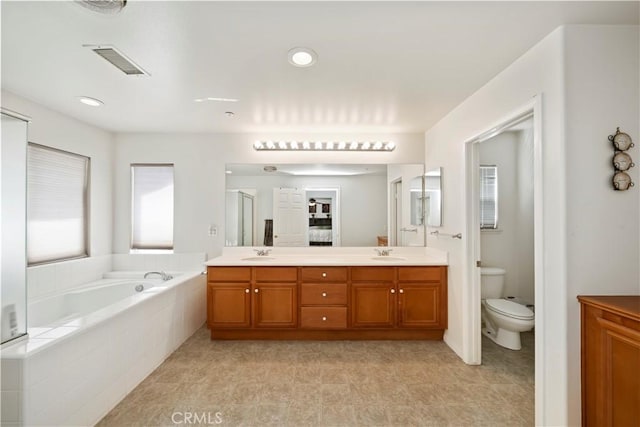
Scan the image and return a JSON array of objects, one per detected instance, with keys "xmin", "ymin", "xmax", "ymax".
[
  {"xmin": 480, "ymin": 165, "xmax": 498, "ymax": 229},
  {"xmin": 27, "ymin": 144, "xmax": 89, "ymax": 264},
  {"xmin": 131, "ymin": 164, "xmax": 174, "ymax": 250}
]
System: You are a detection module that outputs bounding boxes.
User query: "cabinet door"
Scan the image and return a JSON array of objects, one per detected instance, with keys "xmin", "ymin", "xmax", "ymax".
[
  {"xmin": 253, "ymin": 283, "xmax": 298, "ymax": 328},
  {"xmin": 208, "ymin": 283, "xmax": 251, "ymax": 328},
  {"xmin": 597, "ymin": 317, "xmax": 640, "ymax": 427},
  {"xmin": 351, "ymin": 282, "xmax": 395, "ymax": 328},
  {"xmin": 398, "ymin": 283, "xmax": 441, "ymax": 328}
]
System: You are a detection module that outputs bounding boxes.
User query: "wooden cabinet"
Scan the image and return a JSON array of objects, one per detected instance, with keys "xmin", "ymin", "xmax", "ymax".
[
  {"xmin": 207, "ymin": 267, "xmax": 251, "ymax": 328},
  {"xmin": 351, "ymin": 266, "xmax": 447, "ymax": 330},
  {"xmin": 254, "ymin": 267, "xmax": 297, "ymax": 328},
  {"xmin": 578, "ymin": 295, "xmax": 640, "ymax": 427},
  {"xmin": 398, "ymin": 267, "xmax": 447, "ymax": 329},
  {"xmin": 351, "ymin": 267, "xmax": 395, "ymax": 328},
  {"xmin": 207, "ymin": 264, "xmax": 447, "ymax": 340},
  {"xmin": 300, "ymin": 267, "xmax": 347, "ymax": 329},
  {"xmin": 207, "ymin": 266, "xmax": 297, "ymax": 330}
]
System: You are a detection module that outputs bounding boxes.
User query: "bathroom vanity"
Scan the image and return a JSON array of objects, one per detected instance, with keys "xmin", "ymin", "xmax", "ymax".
[{"xmin": 206, "ymin": 248, "xmax": 448, "ymax": 340}]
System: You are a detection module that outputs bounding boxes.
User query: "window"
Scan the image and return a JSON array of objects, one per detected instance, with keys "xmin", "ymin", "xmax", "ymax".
[
  {"xmin": 131, "ymin": 164, "xmax": 174, "ymax": 250},
  {"xmin": 27, "ymin": 143, "xmax": 89, "ymax": 265},
  {"xmin": 480, "ymin": 165, "xmax": 498, "ymax": 229}
]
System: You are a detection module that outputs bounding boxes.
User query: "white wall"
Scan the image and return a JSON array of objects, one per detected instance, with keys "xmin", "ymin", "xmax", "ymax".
[
  {"xmin": 1, "ymin": 91, "xmax": 115, "ymax": 302},
  {"xmin": 1, "ymin": 91, "xmax": 114, "ymax": 257},
  {"xmin": 424, "ymin": 25, "xmax": 639, "ymax": 426},
  {"xmin": 113, "ymin": 132, "xmax": 423, "ymax": 257},
  {"xmin": 563, "ymin": 25, "xmax": 639, "ymax": 425},
  {"xmin": 479, "ymin": 130, "xmax": 534, "ymax": 301}
]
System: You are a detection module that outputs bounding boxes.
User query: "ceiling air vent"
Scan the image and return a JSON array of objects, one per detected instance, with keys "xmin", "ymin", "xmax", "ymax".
[{"xmin": 85, "ymin": 45, "xmax": 150, "ymax": 76}]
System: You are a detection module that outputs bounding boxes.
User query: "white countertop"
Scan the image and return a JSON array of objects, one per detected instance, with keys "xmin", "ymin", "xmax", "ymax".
[{"xmin": 205, "ymin": 247, "xmax": 448, "ymax": 266}]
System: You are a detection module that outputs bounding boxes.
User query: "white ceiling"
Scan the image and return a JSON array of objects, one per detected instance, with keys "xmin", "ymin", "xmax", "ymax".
[{"xmin": 2, "ymin": 1, "xmax": 638, "ymax": 134}]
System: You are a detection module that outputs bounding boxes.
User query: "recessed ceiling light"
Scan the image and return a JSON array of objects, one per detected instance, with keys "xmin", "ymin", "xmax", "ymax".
[
  {"xmin": 288, "ymin": 47, "xmax": 317, "ymax": 67},
  {"xmin": 78, "ymin": 96, "xmax": 103, "ymax": 107},
  {"xmin": 225, "ymin": 111, "xmax": 235, "ymax": 117}
]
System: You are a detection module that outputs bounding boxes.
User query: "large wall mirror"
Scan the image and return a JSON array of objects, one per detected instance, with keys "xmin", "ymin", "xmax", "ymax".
[{"xmin": 225, "ymin": 163, "xmax": 426, "ymax": 247}]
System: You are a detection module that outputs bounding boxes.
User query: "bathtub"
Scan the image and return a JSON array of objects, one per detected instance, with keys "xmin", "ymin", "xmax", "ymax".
[
  {"xmin": 1, "ymin": 270, "xmax": 206, "ymax": 426},
  {"xmin": 28, "ymin": 276, "xmax": 168, "ymax": 329}
]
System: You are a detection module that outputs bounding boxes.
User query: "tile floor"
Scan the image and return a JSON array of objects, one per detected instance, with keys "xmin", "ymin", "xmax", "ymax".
[{"xmin": 97, "ymin": 328, "xmax": 534, "ymax": 426}]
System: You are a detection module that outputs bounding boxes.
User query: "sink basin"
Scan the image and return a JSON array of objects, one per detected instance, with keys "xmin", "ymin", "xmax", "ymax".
[
  {"xmin": 371, "ymin": 256, "xmax": 407, "ymax": 261},
  {"xmin": 241, "ymin": 256, "xmax": 275, "ymax": 261}
]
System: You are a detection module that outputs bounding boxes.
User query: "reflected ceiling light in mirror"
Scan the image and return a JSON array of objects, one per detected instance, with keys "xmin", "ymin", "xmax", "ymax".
[
  {"xmin": 253, "ymin": 141, "xmax": 396, "ymax": 152},
  {"xmin": 194, "ymin": 97, "xmax": 239, "ymax": 103}
]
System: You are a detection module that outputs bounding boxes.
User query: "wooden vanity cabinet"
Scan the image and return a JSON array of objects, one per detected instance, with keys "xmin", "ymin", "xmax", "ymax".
[
  {"xmin": 300, "ymin": 267, "xmax": 348, "ymax": 329},
  {"xmin": 207, "ymin": 267, "xmax": 251, "ymax": 328},
  {"xmin": 578, "ymin": 295, "xmax": 640, "ymax": 427},
  {"xmin": 398, "ymin": 267, "xmax": 447, "ymax": 329},
  {"xmin": 351, "ymin": 267, "xmax": 396, "ymax": 328},
  {"xmin": 351, "ymin": 266, "xmax": 447, "ymax": 330},
  {"xmin": 207, "ymin": 266, "xmax": 297, "ymax": 330},
  {"xmin": 253, "ymin": 267, "xmax": 297, "ymax": 328},
  {"xmin": 207, "ymin": 264, "xmax": 448, "ymax": 340}
]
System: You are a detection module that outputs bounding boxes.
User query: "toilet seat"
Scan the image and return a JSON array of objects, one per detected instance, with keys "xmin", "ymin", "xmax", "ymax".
[{"xmin": 485, "ymin": 298, "xmax": 534, "ymax": 320}]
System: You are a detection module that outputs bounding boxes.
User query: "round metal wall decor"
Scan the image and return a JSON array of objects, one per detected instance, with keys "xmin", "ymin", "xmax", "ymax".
[
  {"xmin": 609, "ymin": 128, "xmax": 634, "ymax": 151},
  {"xmin": 609, "ymin": 127, "xmax": 635, "ymax": 191}
]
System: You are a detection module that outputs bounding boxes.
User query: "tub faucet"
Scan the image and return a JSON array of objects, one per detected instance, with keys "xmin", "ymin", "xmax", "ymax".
[
  {"xmin": 375, "ymin": 248, "xmax": 393, "ymax": 256},
  {"xmin": 254, "ymin": 248, "xmax": 272, "ymax": 256},
  {"xmin": 144, "ymin": 271, "xmax": 173, "ymax": 281}
]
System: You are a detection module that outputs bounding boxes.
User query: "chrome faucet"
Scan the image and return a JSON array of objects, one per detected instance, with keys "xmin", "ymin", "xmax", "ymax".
[
  {"xmin": 254, "ymin": 248, "xmax": 272, "ymax": 256},
  {"xmin": 144, "ymin": 271, "xmax": 173, "ymax": 281},
  {"xmin": 375, "ymin": 248, "xmax": 393, "ymax": 256}
]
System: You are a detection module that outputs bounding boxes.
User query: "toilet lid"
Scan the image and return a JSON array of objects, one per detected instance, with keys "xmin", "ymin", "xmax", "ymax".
[{"xmin": 485, "ymin": 299, "xmax": 534, "ymax": 320}]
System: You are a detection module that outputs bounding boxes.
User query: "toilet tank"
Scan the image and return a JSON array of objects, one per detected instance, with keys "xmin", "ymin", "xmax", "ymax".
[{"xmin": 480, "ymin": 267, "xmax": 506, "ymax": 299}]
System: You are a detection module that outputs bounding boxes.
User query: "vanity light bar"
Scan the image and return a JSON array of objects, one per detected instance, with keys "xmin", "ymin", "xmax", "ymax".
[{"xmin": 253, "ymin": 141, "xmax": 396, "ymax": 151}]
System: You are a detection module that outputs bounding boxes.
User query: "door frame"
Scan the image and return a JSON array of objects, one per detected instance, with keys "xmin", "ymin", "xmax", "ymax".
[
  {"xmin": 390, "ymin": 178, "xmax": 402, "ymax": 246},
  {"xmin": 304, "ymin": 187, "xmax": 341, "ymax": 246},
  {"xmin": 463, "ymin": 95, "xmax": 544, "ymax": 424}
]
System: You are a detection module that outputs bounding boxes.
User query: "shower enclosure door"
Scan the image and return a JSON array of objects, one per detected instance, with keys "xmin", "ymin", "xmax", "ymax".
[{"xmin": 1, "ymin": 110, "xmax": 29, "ymax": 344}]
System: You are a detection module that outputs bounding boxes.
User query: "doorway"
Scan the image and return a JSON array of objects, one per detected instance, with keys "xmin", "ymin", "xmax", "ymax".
[
  {"xmin": 305, "ymin": 188, "xmax": 340, "ymax": 246},
  {"xmin": 464, "ymin": 97, "xmax": 543, "ymax": 423}
]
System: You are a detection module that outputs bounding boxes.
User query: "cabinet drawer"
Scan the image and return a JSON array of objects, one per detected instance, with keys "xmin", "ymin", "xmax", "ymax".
[
  {"xmin": 255, "ymin": 267, "xmax": 297, "ymax": 282},
  {"xmin": 351, "ymin": 267, "xmax": 395, "ymax": 282},
  {"xmin": 398, "ymin": 267, "xmax": 443, "ymax": 282},
  {"xmin": 301, "ymin": 307, "xmax": 347, "ymax": 329},
  {"xmin": 208, "ymin": 267, "xmax": 251, "ymax": 282},
  {"xmin": 301, "ymin": 283, "xmax": 347, "ymax": 305},
  {"xmin": 301, "ymin": 267, "xmax": 347, "ymax": 282}
]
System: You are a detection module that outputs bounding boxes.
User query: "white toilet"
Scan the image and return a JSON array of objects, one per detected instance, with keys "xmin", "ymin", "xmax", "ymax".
[{"xmin": 481, "ymin": 267, "xmax": 534, "ymax": 350}]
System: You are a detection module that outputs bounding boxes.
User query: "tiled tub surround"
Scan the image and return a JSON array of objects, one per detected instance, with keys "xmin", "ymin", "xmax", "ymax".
[{"xmin": 1, "ymin": 253, "xmax": 207, "ymax": 426}]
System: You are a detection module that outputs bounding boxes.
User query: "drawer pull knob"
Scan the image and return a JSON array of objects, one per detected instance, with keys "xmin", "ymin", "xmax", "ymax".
[
  {"xmin": 322, "ymin": 316, "xmax": 327, "ymax": 321},
  {"xmin": 322, "ymin": 292, "xmax": 327, "ymax": 297},
  {"xmin": 399, "ymin": 289, "xmax": 404, "ymax": 294},
  {"xmin": 390, "ymin": 289, "xmax": 396, "ymax": 294},
  {"xmin": 245, "ymin": 289, "xmax": 250, "ymax": 293},
  {"xmin": 322, "ymin": 272, "xmax": 327, "ymax": 278},
  {"xmin": 254, "ymin": 289, "xmax": 259, "ymax": 293}
]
